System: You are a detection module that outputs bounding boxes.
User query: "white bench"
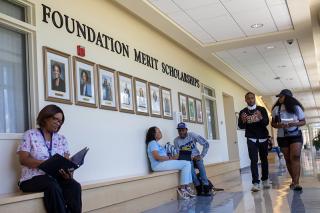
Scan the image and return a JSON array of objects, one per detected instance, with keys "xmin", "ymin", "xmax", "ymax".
[{"xmin": 0, "ymin": 161, "xmax": 240, "ymax": 213}]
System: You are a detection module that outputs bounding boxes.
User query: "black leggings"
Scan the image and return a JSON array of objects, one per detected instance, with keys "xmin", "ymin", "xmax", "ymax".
[{"xmin": 19, "ymin": 175, "xmax": 82, "ymax": 213}]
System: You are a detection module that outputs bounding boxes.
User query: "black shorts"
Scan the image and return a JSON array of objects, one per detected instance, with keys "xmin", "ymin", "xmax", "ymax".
[{"xmin": 277, "ymin": 135, "xmax": 303, "ymax": 148}]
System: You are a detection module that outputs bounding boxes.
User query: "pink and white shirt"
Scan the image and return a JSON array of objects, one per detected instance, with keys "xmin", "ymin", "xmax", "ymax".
[{"xmin": 17, "ymin": 129, "xmax": 70, "ymax": 182}]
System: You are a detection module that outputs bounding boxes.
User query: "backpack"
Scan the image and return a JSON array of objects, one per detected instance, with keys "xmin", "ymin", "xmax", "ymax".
[{"xmin": 196, "ymin": 172, "xmax": 214, "ymax": 190}]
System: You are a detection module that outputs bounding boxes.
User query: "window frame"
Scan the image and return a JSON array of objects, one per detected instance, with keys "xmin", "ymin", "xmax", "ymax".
[
  {"xmin": 0, "ymin": 0, "xmax": 37, "ymax": 139},
  {"xmin": 201, "ymin": 84, "xmax": 219, "ymax": 140}
]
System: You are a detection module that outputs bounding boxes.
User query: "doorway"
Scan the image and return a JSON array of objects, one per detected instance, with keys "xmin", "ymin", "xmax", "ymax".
[{"xmin": 223, "ymin": 93, "xmax": 240, "ymax": 161}]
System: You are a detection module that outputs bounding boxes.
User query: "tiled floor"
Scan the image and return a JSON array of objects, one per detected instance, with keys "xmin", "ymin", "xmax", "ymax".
[{"xmin": 144, "ymin": 150, "xmax": 320, "ymax": 213}]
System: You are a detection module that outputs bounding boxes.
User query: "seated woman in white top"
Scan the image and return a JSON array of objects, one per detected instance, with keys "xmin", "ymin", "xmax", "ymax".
[{"xmin": 146, "ymin": 126, "xmax": 195, "ymax": 199}]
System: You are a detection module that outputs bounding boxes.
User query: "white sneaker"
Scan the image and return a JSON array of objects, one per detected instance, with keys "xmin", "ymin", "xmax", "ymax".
[
  {"xmin": 251, "ymin": 183, "xmax": 260, "ymax": 192},
  {"xmin": 185, "ymin": 186, "xmax": 196, "ymax": 197},
  {"xmin": 262, "ymin": 180, "xmax": 271, "ymax": 189},
  {"xmin": 177, "ymin": 188, "xmax": 190, "ymax": 200}
]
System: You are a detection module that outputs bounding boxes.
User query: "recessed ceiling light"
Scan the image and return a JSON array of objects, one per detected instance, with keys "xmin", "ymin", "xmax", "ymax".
[
  {"xmin": 274, "ymin": 77, "xmax": 280, "ymax": 80},
  {"xmin": 251, "ymin": 23, "xmax": 264, "ymax": 28},
  {"xmin": 266, "ymin": 46, "xmax": 275, "ymax": 49},
  {"xmin": 278, "ymin": 65, "xmax": 287, "ymax": 68}
]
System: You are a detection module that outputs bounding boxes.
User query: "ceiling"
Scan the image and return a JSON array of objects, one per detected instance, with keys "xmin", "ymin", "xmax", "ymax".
[
  {"xmin": 115, "ymin": 0, "xmax": 320, "ymax": 124},
  {"xmin": 149, "ymin": 0, "xmax": 293, "ymax": 43}
]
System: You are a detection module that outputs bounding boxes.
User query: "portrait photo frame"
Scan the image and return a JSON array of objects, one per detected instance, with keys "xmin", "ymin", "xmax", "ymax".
[
  {"xmin": 161, "ymin": 87, "xmax": 173, "ymax": 120},
  {"xmin": 133, "ymin": 77, "xmax": 149, "ymax": 116},
  {"xmin": 97, "ymin": 65, "xmax": 118, "ymax": 111},
  {"xmin": 178, "ymin": 92, "xmax": 189, "ymax": 122},
  {"xmin": 149, "ymin": 83, "xmax": 162, "ymax": 118},
  {"xmin": 73, "ymin": 57, "xmax": 97, "ymax": 108},
  {"xmin": 43, "ymin": 47, "xmax": 72, "ymax": 104},
  {"xmin": 117, "ymin": 72, "xmax": 134, "ymax": 113},
  {"xmin": 188, "ymin": 96, "xmax": 196, "ymax": 123},
  {"xmin": 195, "ymin": 98, "xmax": 203, "ymax": 124}
]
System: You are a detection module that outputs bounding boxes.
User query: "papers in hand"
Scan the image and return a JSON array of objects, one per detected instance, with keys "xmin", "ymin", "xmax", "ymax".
[
  {"xmin": 38, "ymin": 147, "xmax": 89, "ymax": 178},
  {"xmin": 71, "ymin": 147, "xmax": 89, "ymax": 167}
]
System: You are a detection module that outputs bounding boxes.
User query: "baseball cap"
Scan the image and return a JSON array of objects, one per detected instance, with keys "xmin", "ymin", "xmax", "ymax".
[
  {"xmin": 177, "ymin": 122, "xmax": 187, "ymax": 129},
  {"xmin": 276, "ymin": 89, "xmax": 293, "ymax": 97}
]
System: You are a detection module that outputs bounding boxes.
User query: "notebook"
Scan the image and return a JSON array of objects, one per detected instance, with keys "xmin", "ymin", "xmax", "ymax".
[
  {"xmin": 38, "ymin": 147, "xmax": 89, "ymax": 178},
  {"xmin": 178, "ymin": 150, "xmax": 192, "ymax": 161}
]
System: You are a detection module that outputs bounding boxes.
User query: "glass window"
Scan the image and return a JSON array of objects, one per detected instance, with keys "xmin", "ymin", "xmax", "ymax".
[
  {"xmin": 0, "ymin": 26, "xmax": 29, "ymax": 133},
  {"xmin": 302, "ymin": 129, "xmax": 310, "ymax": 146},
  {"xmin": 202, "ymin": 84, "xmax": 219, "ymax": 140},
  {"xmin": 0, "ymin": 0, "xmax": 26, "ymax": 22},
  {"xmin": 203, "ymin": 86, "xmax": 215, "ymax": 98}
]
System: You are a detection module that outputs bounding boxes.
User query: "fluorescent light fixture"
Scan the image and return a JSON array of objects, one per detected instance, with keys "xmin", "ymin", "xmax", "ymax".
[
  {"xmin": 266, "ymin": 46, "xmax": 275, "ymax": 49},
  {"xmin": 251, "ymin": 23, "xmax": 264, "ymax": 28}
]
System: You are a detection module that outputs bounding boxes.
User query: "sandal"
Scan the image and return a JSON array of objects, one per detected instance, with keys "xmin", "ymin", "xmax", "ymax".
[
  {"xmin": 289, "ymin": 183, "xmax": 294, "ymax": 189},
  {"xmin": 293, "ymin": 184, "xmax": 302, "ymax": 191}
]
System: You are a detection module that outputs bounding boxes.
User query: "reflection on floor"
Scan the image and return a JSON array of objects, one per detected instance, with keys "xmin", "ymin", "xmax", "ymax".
[{"xmin": 143, "ymin": 150, "xmax": 320, "ymax": 213}]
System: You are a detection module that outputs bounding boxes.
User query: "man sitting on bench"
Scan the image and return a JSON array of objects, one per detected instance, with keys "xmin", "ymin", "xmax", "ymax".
[{"xmin": 174, "ymin": 122, "xmax": 211, "ymax": 196}]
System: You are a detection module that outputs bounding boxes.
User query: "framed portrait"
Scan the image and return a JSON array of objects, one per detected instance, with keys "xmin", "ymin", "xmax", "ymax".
[
  {"xmin": 43, "ymin": 47, "xmax": 72, "ymax": 104},
  {"xmin": 97, "ymin": 65, "xmax": 117, "ymax": 111},
  {"xmin": 188, "ymin": 96, "xmax": 196, "ymax": 123},
  {"xmin": 178, "ymin": 93, "xmax": 188, "ymax": 122},
  {"xmin": 149, "ymin": 83, "xmax": 162, "ymax": 117},
  {"xmin": 73, "ymin": 57, "xmax": 97, "ymax": 108},
  {"xmin": 133, "ymin": 78, "xmax": 149, "ymax": 116},
  {"xmin": 117, "ymin": 72, "xmax": 134, "ymax": 113},
  {"xmin": 195, "ymin": 98, "xmax": 203, "ymax": 124},
  {"xmin": 161, "ymin": 87, "xmax": 173, "ymax": 120}
]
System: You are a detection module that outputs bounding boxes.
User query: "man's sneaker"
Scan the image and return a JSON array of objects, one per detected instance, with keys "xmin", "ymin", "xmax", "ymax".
[
  {"xmin": 185, "ymin": 186, "xmax": 196, "ymax": 197},
  {"xmin": 177, "ymin": 188, "xmax": 190, "ymax": 200},
  {"xmin": 262, "ymin": 180, "xmax": 271, "ymax": 189},
  {"xmin": 251, "ymin": 183, "xmax": 260, "ymax": 192}
]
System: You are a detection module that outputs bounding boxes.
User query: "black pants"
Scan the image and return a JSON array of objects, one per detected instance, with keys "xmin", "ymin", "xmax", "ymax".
[
  {"xmin": 19, "ymin": 175, "xmax": 82, "ymax": 213},
  {"xmin": 247, "ymin": 139, "xmax": 269, "ymax": 184}
]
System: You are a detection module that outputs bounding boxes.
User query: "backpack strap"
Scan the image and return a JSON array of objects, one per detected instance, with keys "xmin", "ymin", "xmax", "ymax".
[{"xmin": 277, "ymin": 104, "xmax": 281, "ymax": 123}]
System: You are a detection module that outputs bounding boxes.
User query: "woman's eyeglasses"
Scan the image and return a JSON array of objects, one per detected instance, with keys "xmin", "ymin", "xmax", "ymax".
[{"xmin": 51, "ymin": 116, "xmax": 63, "ymax": 124}]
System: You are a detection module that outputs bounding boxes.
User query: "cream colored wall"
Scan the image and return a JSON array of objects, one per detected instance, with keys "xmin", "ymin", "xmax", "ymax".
[{"xmin": 0, "ymin": 0, "xmax": 250, "ymax": 194}]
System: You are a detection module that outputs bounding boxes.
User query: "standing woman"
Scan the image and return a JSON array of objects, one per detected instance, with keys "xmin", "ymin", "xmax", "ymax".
[
  {"xmin": 17, "ymin": 104, "xmax": 82, "ymax": 213},
  {"xmin": 146, "ymin": 126, "xmax": 195, "ymax": 199},
  {"xmin": 271, "ymin": 89, "xmax": 306, "ymax": 191}
]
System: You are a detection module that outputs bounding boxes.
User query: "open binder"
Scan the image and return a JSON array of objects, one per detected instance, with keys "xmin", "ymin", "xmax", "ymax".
[{"xmin": 38, "ymin": 147, "xmax": 89, "ymax": 178}]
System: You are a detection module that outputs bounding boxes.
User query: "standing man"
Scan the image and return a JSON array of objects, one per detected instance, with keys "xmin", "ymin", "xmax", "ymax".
[
  {"xmin": 238, "ymin": 92, "xmax": 271, "ymax": 192},
  {"xmin": 174, "ymin": 122, "xmax": 211, "ymax": 196}
]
